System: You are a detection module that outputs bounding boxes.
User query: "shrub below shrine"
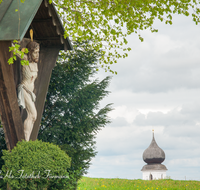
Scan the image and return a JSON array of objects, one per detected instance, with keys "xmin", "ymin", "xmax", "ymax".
[{"xmin": 1, "ymin": 140, "xmax": 71, "ymax": 190}]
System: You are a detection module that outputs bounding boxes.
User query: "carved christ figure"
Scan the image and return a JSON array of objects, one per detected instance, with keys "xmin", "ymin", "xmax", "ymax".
[{"xmin": 17, "ymin": 41, "xmax": 40, "ymax": 141}]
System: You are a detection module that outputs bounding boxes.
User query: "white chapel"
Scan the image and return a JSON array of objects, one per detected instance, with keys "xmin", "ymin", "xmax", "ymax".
[{"xmin": 141, "ymin": 131, "xmax": 167, "ymax": 180}]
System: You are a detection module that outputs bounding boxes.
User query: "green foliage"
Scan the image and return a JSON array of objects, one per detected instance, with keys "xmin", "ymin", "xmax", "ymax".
[
  {"xmin": 8, "ymin": 40, "xmax": 29, "ymax": 65},
  {"xmin": 0, "ymin": 126, "xmax": 6, "ymax": 189},
  {"xmin": 38, "ymin": 41, "xmax": 112, "ymax": 189},
  {"xmin": 0, "ymin": 128, "xmax": 6, "ymax": 169},
  {"xmin": 78, "ymin": 177, "xmax": 200, "ymax": 190},
  {"xmin": 2, "ymin": 140, "xmax": 71, "ymax": 190},
  {"xmin": 53, "ymin": 0, "xmax": 200, "ymax": 72}
]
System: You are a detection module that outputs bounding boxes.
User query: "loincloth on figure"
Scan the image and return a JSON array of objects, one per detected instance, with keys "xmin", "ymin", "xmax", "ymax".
[{"xmin": 18, "ymin": 84, "xmax": 36, "ymax": 109}]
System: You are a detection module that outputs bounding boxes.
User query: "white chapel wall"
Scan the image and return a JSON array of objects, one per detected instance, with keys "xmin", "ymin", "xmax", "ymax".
[{"xmin": 142, "ymin": 170, "xmax": 166, "ymax": 180}]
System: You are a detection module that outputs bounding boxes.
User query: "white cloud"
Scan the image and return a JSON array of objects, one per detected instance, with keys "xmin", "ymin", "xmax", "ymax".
[{"xmin": 108, "ymin": 105, "xmax": 138, "ymax": 123}]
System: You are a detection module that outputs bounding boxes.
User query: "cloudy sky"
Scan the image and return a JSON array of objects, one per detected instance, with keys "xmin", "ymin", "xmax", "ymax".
[{"xmin": 85, "ymin": 13, "xmax": 200, "ymax": 180}]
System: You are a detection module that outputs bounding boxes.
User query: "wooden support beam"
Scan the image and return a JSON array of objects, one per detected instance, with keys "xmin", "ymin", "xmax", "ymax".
[
  {"xmin": 30, "ymin": 46, "xmax": 60, "ymax": 140},
  {"xmin": 0, "ymin": 41, "xmax": 25, "ymax": 150}
]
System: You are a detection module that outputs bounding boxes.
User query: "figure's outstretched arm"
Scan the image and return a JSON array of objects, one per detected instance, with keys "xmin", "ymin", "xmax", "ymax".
[{"xmin": 12, "ymin": 43, "xmax": 28, "ymax": 61}]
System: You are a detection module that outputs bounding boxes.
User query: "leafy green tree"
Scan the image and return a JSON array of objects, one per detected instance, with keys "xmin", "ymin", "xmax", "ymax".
[
  {"xmin": 0, "ymin": 128, "xmax": 6, "ymax": 168},
  {"xmin": 0, "ymin": 127, "xmax": 7, "ymax": 189},
  {"xmin": 2, "ymin": 0, "xmax": 200, "ymax": 72},
  {"xmin": 38, "ymin": 41, "xmax": 112, "ymax": 189}
]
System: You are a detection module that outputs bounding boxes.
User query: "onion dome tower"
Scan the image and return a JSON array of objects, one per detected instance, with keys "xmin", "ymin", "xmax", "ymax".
[{"xmin": 141, "ymin": 130, "xmax": 167, "ymax": 180}]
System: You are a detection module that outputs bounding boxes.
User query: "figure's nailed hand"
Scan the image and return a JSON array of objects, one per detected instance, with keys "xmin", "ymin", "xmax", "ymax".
[{"xmin": 21, "ymin": 48, "xmax": 26, "ymax": 53}]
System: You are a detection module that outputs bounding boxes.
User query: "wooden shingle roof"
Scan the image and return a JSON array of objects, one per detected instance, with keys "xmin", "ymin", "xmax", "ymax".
[{"xmin": 143, "ymin": 132, "xmax": 166, "ymax": 164}]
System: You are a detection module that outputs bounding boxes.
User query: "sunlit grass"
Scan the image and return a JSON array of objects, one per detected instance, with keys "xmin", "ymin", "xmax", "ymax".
[{"xmin": 78, "ymin": 177, "xmax": 200, "ymax": 190}]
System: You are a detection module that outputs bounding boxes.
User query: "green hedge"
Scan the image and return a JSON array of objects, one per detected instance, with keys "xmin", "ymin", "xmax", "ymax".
[{"xmin": 1, "ymin": 140, "xmax": 71, "ymax": 190}]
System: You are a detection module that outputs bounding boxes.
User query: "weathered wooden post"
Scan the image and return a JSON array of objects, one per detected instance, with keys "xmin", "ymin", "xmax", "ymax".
[{"xmin": 0, "ymin": 0, "xmax": 72, "ymax": 150}]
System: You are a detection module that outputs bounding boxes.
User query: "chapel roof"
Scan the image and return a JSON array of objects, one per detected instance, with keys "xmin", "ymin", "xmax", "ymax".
[
  {"xmin": 143, "ymin": 131, "xmax": 165, "ymax": 164},
  {"xmin": 141, "ymin": 163, "xmax": 167, "ymax": 171}
]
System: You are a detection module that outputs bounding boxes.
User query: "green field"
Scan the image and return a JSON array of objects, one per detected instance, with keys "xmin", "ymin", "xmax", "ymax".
[{"xmin": 78, "ymin": 177, "xmax": 200, "ymax": 190}]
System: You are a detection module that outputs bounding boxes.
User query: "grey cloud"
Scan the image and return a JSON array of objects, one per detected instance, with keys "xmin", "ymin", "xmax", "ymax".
[
  {"xmin": 134, "ymin": 102, "xmax": 200, "ymax": 128},
  {"xmin": 98, "ymin": 18, "xmax": 200, "ymax": 94},
  {"xmin": 108, "ymin": 117, "xmax": 129, "ymax": 127},
  {"xmin": 112, "ymin": 46, "xmax": 200, "ymax": 93},
  {"xmin": 134, "ymin": 110, "xmax": 195, "ymax": 127}
]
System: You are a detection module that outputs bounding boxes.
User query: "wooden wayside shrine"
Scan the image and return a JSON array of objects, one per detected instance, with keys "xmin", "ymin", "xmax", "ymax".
[{"xmin": 0, "ymin": 0, "xmax": 72, "ymax": 150}]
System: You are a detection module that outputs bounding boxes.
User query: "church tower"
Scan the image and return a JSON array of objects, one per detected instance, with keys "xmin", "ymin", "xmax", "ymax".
[{"xmin": 141, "ymin": 130, "xmax": 167, "ymax": 180}]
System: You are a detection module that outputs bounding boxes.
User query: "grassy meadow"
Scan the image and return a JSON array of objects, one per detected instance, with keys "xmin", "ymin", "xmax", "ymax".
[{"xmin": 78, "ymin": 177, "xmax": 200, "ymax": 190}]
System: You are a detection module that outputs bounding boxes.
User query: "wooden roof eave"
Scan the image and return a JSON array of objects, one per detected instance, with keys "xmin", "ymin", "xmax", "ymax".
[{"xmin": 45, "ymin": 0, "xmax": 73, "ymax": 51}]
